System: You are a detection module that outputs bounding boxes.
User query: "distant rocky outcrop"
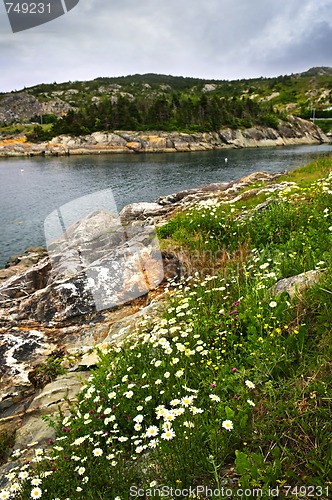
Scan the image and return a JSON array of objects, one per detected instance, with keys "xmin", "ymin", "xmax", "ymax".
[
  {"xmin": 0, "ymin": 116, "xmax": 329, "ymax": 157},
  {"xmin": 0, "ymin": 93, "xmax": 71, "ymax": 124},
  {"xmin": 0, "ymin": 93, "xmax": 41, "ymax": 124}
]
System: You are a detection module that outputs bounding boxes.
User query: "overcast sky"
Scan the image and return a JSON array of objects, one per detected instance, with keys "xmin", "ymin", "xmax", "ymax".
[{"xmin": 1, "ymin": 0, "xmax": 332, "ymax": 92}]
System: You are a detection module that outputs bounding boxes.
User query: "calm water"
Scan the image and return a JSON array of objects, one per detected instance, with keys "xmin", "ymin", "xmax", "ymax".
[{"xmin": 1, "ymin": 143, "xmax": 332, "ymax": 268}]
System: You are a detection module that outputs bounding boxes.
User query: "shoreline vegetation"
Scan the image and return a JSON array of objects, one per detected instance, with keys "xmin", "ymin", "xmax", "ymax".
[
  {"xmin": 0, "ymin": 158, "xmax": 331, "ymax": 498},
  {"xmin": 0, "ymin": 116, "xmax": 329, "ymax": 158}
]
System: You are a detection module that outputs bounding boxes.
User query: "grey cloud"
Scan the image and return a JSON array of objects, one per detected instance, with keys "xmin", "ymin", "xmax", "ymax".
[
  {"xmin": 261, "ymin": 20, "xmax": 332, "ymax": 76},
  {"xmin": 0, "ymin": 0, "xmax": 332, "ymax": 92}
]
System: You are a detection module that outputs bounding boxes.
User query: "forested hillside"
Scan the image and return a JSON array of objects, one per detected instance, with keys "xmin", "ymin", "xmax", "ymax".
[
  {"xmin": 50, "ymin": 93, "xmax": 279, "ymax": 136},
  {"xmin": 1, "ymin": 67, "xmax": 332, "ymax": 140}
]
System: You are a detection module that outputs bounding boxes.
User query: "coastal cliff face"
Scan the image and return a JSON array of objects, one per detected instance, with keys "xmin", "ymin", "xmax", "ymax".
[
  {"xmin": 0, "ymin": 116, "xmax": 328, "ymax": 157},
  {"xmin": 0, "ymin": 93, "xmax": 71, "ymax": 124}
]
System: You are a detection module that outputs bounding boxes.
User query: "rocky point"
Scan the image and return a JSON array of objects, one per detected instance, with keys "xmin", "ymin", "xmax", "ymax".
[{"xmin": 0, "ymin": 170, "xmax": 324, "ymax": 480}]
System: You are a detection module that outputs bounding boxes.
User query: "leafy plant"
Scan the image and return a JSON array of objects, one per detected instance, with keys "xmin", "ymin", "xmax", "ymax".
[
  {"xmin": 0, "ymin": 430, "xmax": 15, "ymax": 466},
  {"xmin": 28, "ymin": 356, "xmax": 66, "ymax": 389}
]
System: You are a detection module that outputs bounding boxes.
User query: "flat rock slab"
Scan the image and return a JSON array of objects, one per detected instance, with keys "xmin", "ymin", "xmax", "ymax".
[
  {"xmin": 26, "ymin": 371, "xmax": 91, "ymax": 415},
  {"xmin": 14, "ymin": 371, "xmax": 90, "ymax": 450}
]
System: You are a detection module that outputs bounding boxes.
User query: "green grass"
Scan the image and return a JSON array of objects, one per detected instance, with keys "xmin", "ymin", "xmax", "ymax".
[
  {"xmin": 315, "ymin": 120, "xmax": 332, "ymax": 134},
  {"xmin": 28, "ymin": 356, "xmax": 66, "ymax": 389},
  {"xmin": 2, "ymin": 158, "xmax": 332, "ymax": 499},
  {"xmin": 281, "ymin": 157, "xmax": 332, "ymax": 186},
  {"xmin": 0, "ymin": 124, "xmax": 34, "ymax": 136},
  {"xmin": 0, "ymin": 123, "xmax": 53, "ymax": 139},
  {"xmin": 0, "ymin": 431, "xmax": 15, "ymax": 466}
]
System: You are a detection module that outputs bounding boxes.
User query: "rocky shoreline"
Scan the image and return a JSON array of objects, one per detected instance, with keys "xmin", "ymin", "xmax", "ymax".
[
  {"xmin": 0, "ymin": 172, "xmax": 282, "ymax": 451},
  {"xmin": 0, "ymin": 170, "xmax": 326, "ymax": 482},
  {"xmin": 0, "ymin": 116, "xmax": 329, "ymax": 157}
]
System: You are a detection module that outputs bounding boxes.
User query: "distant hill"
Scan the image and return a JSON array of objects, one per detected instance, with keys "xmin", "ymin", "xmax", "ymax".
[
  {"xmin": 1, "ymin": 67, "xmax": 332, "ymax": 139},
  {"xmin": 297, "ymin": 66, "xmax": 332, "ymax": 77}
]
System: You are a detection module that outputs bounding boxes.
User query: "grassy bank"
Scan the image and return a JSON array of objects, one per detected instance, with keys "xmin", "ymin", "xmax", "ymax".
[{"xmin": 1, "ymin": 158, "xmax": 332, "ymax": 499}]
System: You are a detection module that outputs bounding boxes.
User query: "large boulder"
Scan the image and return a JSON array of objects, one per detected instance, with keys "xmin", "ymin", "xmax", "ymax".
[
  {"xmin": 272, "ymin": 270, "xmax": 323, "ymax": 299},
  {"xmin": 15, "ymin": 209, "xmax": 164, "ymax": 322},
  {"xmin": 119, "ymin": 202, "xmax": 169, "ymax": 224}
]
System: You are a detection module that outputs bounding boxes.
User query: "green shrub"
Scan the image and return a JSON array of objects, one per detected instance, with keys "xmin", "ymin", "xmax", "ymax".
[{"xmin": 261, "ymin": 113, "xmax": 279, "ymax": 129}]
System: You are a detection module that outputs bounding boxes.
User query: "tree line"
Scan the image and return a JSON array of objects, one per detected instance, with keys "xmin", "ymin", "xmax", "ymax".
[{"xmin": 27, "ymin": 93, "xmax": 281, "ymax": 141}]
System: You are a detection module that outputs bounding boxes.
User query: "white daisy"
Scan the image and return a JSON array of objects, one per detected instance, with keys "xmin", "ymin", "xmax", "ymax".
[
  {"xmin": 145, "ymin": 426, "xmax": 159, "ymax": 437},
  {"xmin": 161, "ymin": 429, "xmax": 176, "ymax": 440},
  {"xmin": 92, "ymin": 448, "xmax": 103, "ymax": 457},
  {"xmin": 222, "ymin": 420, "xmax": 233, "ymax": 431},
  {"xmin": 30, "ymin": 487, "xmax": 42, "ymax": 498},
  {"xmin": 245, "ymin": 380, "xmax": 255, "ymax": 390}
]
